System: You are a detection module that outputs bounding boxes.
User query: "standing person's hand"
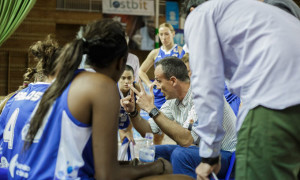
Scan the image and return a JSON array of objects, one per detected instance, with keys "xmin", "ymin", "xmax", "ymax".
[
  {"xmin": 129, "ymin": 80, "xmax": 156, "ymax": 113},
  {"xmin": 196, "ymin": 161, "xmax": 221, "ymax": 180}
]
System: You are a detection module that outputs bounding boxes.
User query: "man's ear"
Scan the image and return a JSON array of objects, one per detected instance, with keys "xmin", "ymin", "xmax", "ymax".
[{"xmin": 170, "ymin": 76, "xmax": 177, "ymax": 86}]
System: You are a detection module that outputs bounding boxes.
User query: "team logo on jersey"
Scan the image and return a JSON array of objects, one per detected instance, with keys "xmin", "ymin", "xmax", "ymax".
[
  {"xmin": 173, "ymin": 48, "xmax": 178, "ymax": 53},
  {"xmin": 9, "ymin": 154, "xmax": 30, "ymax": 178},
  {"xmin": 9, "ymin": 154, "xmax": 31, "ymax": 178},
  {"xmin": 56, "ymin": 161, "xmax": 80, "ymax": 179},
  {"xmin": 9, "ymin": 154, "xmax": 17, "ymax": 177},
  {"xmin": 1, "ymin": 156, "xmax": 9, "ymax": 168}
]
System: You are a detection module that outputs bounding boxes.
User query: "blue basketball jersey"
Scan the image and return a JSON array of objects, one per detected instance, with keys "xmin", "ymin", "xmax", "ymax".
[
  {"xmin": 224, "ymin": 83, "xmax": 241, "ymax": 116},
  {"xmin": 119, "ymin": 103, "xmax": 130, "ymax": 130},
  {"xmin": 154, "ymin": 44, "xmax": 182, "ymax": 67},
  {"xmin": 0, "ymin": 83, "xmax": 50, "ymax": 171},
  {"xmin": 178, "ymin": 49, "xmax": 186, "ymax": 59},
  {"xmin": 117, "ymin": 82, "xmax": 139, "ymax": 130},
  {"xmin": 8, "ymin": 71, "xmax": 94, "ymax": 179},
  {"xmin": 153, "ymin": 44, "xmax": 185, "ymax": 109},
  {"xmin": 118, "ymin": 84, "xmax": 130, "ymax": 130}
]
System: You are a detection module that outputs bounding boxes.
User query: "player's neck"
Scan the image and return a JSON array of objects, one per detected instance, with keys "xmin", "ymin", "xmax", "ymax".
[
  {"xmin": 43, "ymin": 75, "xmax": 55, "ymax": 83},
  {"xmin": 121, "ymin": 90, "xmax": 129, "ymax": 97},
  {"xmin": 163, "ymin": 43, "xmax": 175, "ymax": 52}
]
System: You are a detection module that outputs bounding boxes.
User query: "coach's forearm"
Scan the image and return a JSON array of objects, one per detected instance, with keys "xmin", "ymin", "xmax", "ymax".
[
  {"xmin": 153, "ymin": 113, "xmax": 194, "ymax": 147},
  {"xmin": 130, "ymin": 114, "xmax": 153, "ymax": 137}
]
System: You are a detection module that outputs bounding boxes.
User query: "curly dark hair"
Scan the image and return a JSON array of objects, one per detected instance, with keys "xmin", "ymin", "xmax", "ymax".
[{"xmin": 29, "ymin": 35, "xmax": 60, "ymax": 81}]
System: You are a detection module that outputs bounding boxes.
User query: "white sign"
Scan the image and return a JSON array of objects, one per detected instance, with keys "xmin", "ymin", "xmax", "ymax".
[{"xmin": 102, "ymin": 0, "xmax": 154, "ymax": 16}]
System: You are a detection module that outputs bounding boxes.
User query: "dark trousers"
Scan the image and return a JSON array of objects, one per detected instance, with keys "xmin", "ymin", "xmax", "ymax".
[{"xmin": 155, "ymin": 145, "xmax": 232, "ymax": 179}]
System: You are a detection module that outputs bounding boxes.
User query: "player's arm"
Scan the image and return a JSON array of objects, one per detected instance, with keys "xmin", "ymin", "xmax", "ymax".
[
  {"xmin": 139, "ymin": 49, "xmax": 158, "ymax": 87},
  {"xmin": 154, "ymin": 103, "xmax": 194, "ymax": 147},
  {"xmin": 91, "ymin": 76, "xmax": 170, "ymax": 179}
]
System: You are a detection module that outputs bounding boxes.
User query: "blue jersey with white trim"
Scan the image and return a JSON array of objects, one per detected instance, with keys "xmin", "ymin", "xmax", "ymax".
[
  {"xmin": 118, "ymin": 82, "xmax": 139, "ymax": 130},
  {"xmin": 118, "ymin": 83, "xmax": 131, "ymax": 130},
  {"xmin": 119, "ymin": 106, "xmax": 130, "ymax": 130},
  {"xmin": 9, "ymin": 71, "xmax": 94, "ymax": 179},
  {"xmin": 0, "ymin": 83, "xmax": 50, "ymax": 170},
  {"xmin": 154, "ymin": 44, "xmax": 182, "ymax": 67}
]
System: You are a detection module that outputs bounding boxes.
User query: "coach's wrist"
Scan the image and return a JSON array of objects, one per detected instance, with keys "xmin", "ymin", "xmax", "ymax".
[
  {"xmin": 201, "ymin": 156, "xmax": 220, "ymax": 166},
  {"xmin": 145, "ymin": 105, "xmax": 156, "ymax": 114}
]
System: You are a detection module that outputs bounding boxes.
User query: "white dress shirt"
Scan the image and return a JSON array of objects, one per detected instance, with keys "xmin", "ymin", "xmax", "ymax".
[
  {"xmin": 148, "ymin": 88, "xmax": 237, "ymax": 152},
  {"xmin": 185, "ymin": 0, "xmax": 300, "ymax": 157}
]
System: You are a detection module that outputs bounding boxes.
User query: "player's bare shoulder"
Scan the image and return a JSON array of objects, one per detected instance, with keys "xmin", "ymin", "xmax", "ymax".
[
  {"xmin": 72, "ymin": 71, "xmax": 117, "ymax": 98},
  {"xmin": 150, "ymin": 48, "xmax": 160, "ymax": 60}
]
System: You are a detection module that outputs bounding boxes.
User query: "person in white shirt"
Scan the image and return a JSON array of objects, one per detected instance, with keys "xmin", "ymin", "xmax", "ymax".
[
  {"xmin": 184, "ymin": 0, "xmax": 300, "ymax": 179},
  {"xmin": 125, "ymin": 34, "xmax": 140, "ymax": 82},
  {"xmin": 121, "ymin": 57, "xmax": 237, "ymax": 179},
  {"xmin": 126, "ymin": 53, "xmax": 140, "ymax": 82},
  {"xmin": 260, "ymin": 0, "xmax": 300, "ymax": 19}
]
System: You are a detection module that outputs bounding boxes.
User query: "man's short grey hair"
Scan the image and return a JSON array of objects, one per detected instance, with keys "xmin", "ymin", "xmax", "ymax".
[
  {"xmin": 185, "ymin": 0, "xmax": 207, "ymax": 13},
  {"xmin": 155, "ymin": 57, "xmax": 190, "ymax": 82}
]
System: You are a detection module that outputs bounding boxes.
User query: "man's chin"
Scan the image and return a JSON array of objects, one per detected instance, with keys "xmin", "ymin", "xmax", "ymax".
[{"xmin": 165, "ymin": 95, "xmax": 176, "ymax": 100}]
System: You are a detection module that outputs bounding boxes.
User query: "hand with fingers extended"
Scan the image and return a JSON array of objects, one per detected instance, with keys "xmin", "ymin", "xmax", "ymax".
[
  {"xmin": 120, "ymin": 89, "xmax": 136, "ymax": 113},
  {"xmin": 149, "ymin": 81, "xmax": 157, "ymax": 89},
  {"xmin": 196, "ymin": 161, "xmax": 221, "ymax": 180},
  {"xmin": 129, "ymin": 80, "xmax": 156, "ymax": 113}
]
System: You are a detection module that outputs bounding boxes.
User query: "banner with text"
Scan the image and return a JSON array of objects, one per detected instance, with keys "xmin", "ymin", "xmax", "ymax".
[
  {"xmin": 166, "ymin": 1, "xmax": 179, "ymax": 29},
  {"xmin": 103, "ymin": 0, "xmax": 154, "ymax": 16}
]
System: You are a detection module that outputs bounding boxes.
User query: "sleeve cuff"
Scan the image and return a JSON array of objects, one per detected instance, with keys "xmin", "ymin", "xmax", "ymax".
[{"xmin": 199, "ymin": 139, "xmax": 222, "ymax": 158}]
